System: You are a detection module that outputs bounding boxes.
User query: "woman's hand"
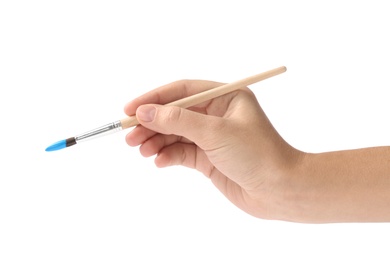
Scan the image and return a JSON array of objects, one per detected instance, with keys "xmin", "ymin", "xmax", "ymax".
[{"xmin": 124, "ymin": 80, "xmax": 303, "ymax": 220}]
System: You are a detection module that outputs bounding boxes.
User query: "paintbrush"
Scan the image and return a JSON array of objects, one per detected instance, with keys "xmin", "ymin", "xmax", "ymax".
[{"xmin": 45, "ymin": 66, "xmax": 287, "ymax": 152}]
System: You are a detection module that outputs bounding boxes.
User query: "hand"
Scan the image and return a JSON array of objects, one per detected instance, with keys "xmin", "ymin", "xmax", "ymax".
[{"xmin": 124, "ymin": 80, "xmax": 303, "ymax": 220}]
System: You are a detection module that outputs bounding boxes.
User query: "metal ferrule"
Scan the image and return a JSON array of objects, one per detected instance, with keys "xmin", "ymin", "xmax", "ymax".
[{"xmin": 75, "ymin": 120, "xmax": 122, "ymax": 143}]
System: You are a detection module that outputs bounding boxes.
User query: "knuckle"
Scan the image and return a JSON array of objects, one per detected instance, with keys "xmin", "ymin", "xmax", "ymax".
[
  {"xmin": 165, "ymin": 106, "xmax": 183, "ymax": 123},
  {"xmin": 175, "ymin": 79, "xmax": 190, "ymax": 86}
]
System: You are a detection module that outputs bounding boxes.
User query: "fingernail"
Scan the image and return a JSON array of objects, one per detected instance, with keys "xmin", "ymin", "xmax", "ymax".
[{"xmin": 137, "ymin": 105, "xmax": 156, "ymax": 122}]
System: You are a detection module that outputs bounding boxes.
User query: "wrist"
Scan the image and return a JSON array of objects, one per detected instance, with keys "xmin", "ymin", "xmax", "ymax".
[
  {"xmin": 275, "ymin": 151, "xmax": 353, "ymax": 223},
  {"xmin": 267, "ymin": 150, "xmax": 313, "ymax": 223}
]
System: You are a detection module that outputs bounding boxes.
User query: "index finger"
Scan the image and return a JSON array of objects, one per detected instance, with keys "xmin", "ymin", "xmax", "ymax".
[{"xmin": 124, "ymin": 79, "xmax": 224, "ymax": 116}]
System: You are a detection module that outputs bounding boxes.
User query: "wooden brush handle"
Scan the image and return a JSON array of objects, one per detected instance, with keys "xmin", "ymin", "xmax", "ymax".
[{"xmin": 120, "ymin": 66, "xmax": 286, "ymax": 129}]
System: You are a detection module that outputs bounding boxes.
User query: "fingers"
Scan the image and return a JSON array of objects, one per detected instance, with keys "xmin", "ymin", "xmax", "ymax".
[
  {"xmin": 154, "ymin": 143, "xmax": 214, "ymax": 176},
  {"xmin": 154, "ymin": 143, "xmax": 198, "ymax": 169},
  {"xmin": 135, "ymin": 104, "xmax": 226, "ymax": 151},
  {"xmin": 139, "ymin": 134, "xmax": 188, "ymax": 158},
  {"xmin": 125, "ymin": 125, "xmax": 156, "ymax": 147},
  {"xmin": 124, "ymin": 80, "xmax": 224, "ymax": 116}
]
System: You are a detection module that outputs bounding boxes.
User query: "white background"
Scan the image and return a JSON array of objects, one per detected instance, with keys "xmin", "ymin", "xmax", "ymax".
[{"xmin": 1, "ymin": 1, "xmax": 390, "ymax": 259}]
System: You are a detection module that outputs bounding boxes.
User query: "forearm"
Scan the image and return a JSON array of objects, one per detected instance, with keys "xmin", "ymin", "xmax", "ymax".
[{"xmin": 284, "ymin": 147, "xmax": 390, "ymax": 223}]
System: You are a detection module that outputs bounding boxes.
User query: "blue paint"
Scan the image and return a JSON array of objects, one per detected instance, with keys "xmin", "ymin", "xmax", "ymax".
[{"xmin": 45, "ymin": 139, "xmax": 66, "ymax": 152}]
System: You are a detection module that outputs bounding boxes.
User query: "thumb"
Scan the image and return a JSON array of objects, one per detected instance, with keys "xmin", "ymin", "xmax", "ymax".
[{"xmin": 136, "ymin": 104, "xmax": 223, "ymax": 148}]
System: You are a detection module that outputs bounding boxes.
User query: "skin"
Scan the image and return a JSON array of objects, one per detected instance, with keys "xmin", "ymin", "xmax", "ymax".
[{"xmin": 124, "ymin": 80, "xmax": 390, "ymax": 223}]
